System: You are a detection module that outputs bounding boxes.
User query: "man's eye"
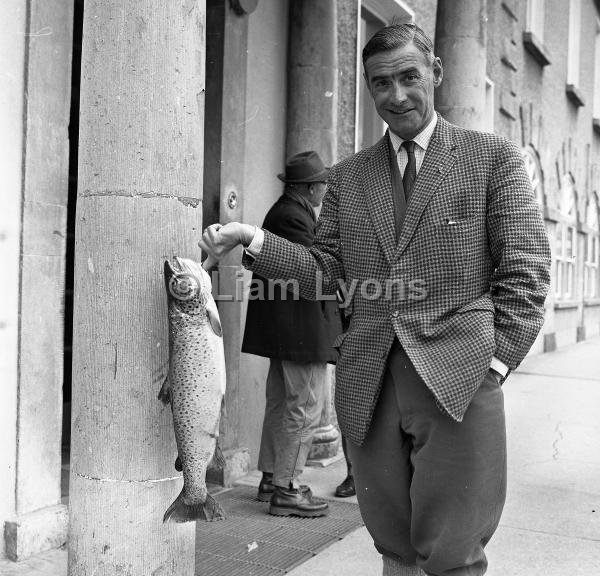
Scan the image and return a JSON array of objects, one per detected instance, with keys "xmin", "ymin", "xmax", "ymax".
[
  {"xmin": 406, "ymin": 74, "xmax": 418, "ymax": 81},
  {"xmin": 375, "ymin": 79, "xmax": 391, "ymax": 88}
]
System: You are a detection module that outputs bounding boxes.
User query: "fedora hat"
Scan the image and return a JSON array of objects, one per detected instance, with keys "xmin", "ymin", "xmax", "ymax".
[{"xmin": 277, "ymin": 150, "xmax": 330, "ymax": 184}]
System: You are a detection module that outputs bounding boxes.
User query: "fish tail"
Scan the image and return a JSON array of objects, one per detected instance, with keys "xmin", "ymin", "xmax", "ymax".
[{"xmin": 163, "ymin": 490, "xmax": 225, "ymax": 523}]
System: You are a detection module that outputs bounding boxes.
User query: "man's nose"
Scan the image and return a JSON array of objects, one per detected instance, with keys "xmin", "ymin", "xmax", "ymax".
[{"xmin": 389, "ymin": 82, "xmax": 408, "ymax": 104}]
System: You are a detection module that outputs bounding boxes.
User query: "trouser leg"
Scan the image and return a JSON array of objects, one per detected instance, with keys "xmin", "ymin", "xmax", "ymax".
[
  {"xmin": 341, "ymin": 434, "xmax": 352, "ymax": 475},
  {"xmin": 272, "ymin": 360, "xmax": 327, "ymax": 488},
  {"xmin": 257, "ymin": 359, "xmax": 286, "ymax": 475},
  {"xmin": 348, "ymin": 344, "xmax": 506, "ymax": 576}
]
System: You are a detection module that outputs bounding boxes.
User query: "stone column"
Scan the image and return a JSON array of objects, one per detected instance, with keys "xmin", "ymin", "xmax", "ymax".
[
  {"xmin": 69, "ymin": 1, "xmax": 206, "ymax": 573},
  {"xmin": 1, "ymin": 0, "xmax": 73, "ymax": 561},
  {"xmin": 287, "ymin": 0, "xmax": 340, "ymax": 461},
  {"xmin": 287, "ymin": 0, "xmax": 338, "ymax": 162},
  {"xmin": 434, "ymin": 0, "xmax": 488, "ymax": 130},
  {"xmin": 0, "ymin": 0, "xmax": 27, "ymax": 561}
]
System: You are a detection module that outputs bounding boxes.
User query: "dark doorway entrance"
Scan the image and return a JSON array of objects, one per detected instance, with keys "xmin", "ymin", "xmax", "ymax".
[{"xmin": 62, "ymin": 0, "xmax": 84, "ymax": 503}]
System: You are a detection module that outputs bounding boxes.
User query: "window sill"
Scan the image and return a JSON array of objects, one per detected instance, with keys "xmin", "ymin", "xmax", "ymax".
[
  {"xmin": 554, "ymin": 301, "xmax": 579, "ymax": 310},
  {"xmin": 543, "ymin": 206, "xmax": 561, "ymax": 222},
  {"xmin": 566, "ymin": 84, "xmax": 586, "ymax": 107},
  {"xmin": 523, "ymin": 32, "xmax": 551, "ymax": 67},
  {"xmin": 593, "ymin": 118, "xmax": 600, "ymax": 136},
  {"xmin": 584, "ymin": 298, "xmax": 600, "ymax": 307}
]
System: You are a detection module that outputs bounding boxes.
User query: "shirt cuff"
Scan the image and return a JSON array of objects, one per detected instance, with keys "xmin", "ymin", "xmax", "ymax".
[
  {"xmin": 245, "ymin": 226, "xmax": 264, "ymax": 256},
  {"xmin": 490, "ymin": 357, "xmax": 509, "ymax": 377}
]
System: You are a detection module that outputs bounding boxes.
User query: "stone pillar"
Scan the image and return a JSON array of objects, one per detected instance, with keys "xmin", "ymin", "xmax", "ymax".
[
  {"xmin": 307, "ymin": 365, "xmax": 340, "ymax": 463},
  {"xmin": 287, "ymin": 0, "xmax": 338, "ymax": 162},
  {"xmin": 287, "ymin": 0, "xmax": 340, "ymax": 462},
  {"xmin": 0, "ymin": 0, "xmax": 26, "ymax": 561},
  {"xmin": 1, "ymin": 0, "xmax": 73, "ymax": 561},
  {"xmin": 337, "ymin": 0, "xmax": 359, "ymax": 160},
  {"xmin": 434, "ymin": 0, "xmax": 488, "ymax": 130},
  {"xmin": 69, "ymin": 1, "xmax": 206, "ymax": 573}
]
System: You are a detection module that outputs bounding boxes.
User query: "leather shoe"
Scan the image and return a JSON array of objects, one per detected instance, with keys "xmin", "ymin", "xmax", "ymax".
[
  {"xmin": 269, "ymin": 486, "xmax": 329, "ymax": 517},
  {"xmin": 257, "ymin": 474, "xmax": 275, "ymax": 502},
  {"xmin": 258, "ymin": 474, "xmax": 312, "ymax": 502},
  {"xmin": 335, "ymin": 474, "xmax": 355, "ymax": 497}
]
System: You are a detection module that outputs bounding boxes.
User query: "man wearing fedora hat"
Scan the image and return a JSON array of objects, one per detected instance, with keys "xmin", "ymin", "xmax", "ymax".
[{"xmin": 241, "ymin": 150, "xmax": 342, "ymax": 517}]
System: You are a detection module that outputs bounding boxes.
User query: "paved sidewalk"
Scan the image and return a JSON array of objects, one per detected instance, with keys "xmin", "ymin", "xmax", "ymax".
[{"xmin": 2, "ymin": 337, "xmax": 599, "ymax": 575}]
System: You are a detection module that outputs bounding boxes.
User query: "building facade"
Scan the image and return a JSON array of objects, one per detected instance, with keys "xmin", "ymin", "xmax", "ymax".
[{"xmin": 1, "ymin": 0, "xmax": 598, "ymax": 571}]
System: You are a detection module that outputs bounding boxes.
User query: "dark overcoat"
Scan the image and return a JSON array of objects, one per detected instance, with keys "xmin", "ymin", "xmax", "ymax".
[{"xmin": 242, "ymin": 193, "xmax": 342, "ymax": 363}]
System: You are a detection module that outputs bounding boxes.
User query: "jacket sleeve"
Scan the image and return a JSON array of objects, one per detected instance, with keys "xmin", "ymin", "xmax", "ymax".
[
  {"xmin": 486, "ymin": 138, "xmax": 551, "ymax": 369},
  {"xmin": 246, "ymin": 166, "xmax": 345, "ymax": 299}
]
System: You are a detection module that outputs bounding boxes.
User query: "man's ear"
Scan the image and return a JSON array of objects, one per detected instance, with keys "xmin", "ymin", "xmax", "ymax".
[{"xmin": 432, "ymin": 57, "xmax": 443, "ymax": 87}]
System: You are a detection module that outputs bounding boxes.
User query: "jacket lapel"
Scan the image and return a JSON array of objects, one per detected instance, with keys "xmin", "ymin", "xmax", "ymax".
[
  {"xmin": 361, "ymin": 134, "xmax": 397, "ymax": 265},
  {"xmin": 396, "ymin": 115, "xmax": 457, "ymax": 258}
]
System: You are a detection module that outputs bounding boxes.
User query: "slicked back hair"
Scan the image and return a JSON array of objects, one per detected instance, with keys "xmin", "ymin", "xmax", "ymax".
[{"xmin": 362, "ymin": 23, "xmax": 434, "ymax": 70}]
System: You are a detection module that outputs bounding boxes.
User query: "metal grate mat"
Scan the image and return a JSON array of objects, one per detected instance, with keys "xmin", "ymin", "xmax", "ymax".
[{"xmin": 195, "ymin": 485, "xmax": 364, "ymax": 575}]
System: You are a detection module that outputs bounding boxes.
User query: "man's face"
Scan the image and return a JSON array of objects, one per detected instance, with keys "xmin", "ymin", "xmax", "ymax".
[
  {"xmin": 309, "ymin": 182, "xmax": 327, "ymax": 207},
  {"xmin": 364, "ymin": 42, "xmax": 442, "ymax": 140}
]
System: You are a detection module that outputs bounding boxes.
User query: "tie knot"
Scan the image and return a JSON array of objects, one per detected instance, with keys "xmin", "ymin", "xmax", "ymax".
[{"xmin": 401, "ymin": 140, "xmax": 415, "ymax": 154}]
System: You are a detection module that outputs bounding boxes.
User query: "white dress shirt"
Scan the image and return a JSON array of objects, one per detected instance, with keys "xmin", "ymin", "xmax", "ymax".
[{"xmin": 388, "ymin": 113, "xmax": 437, "ymax": 178}]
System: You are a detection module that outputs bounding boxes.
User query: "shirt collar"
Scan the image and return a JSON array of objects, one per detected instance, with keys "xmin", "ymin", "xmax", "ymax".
[{"xmin": 388, "ymin": 113, "xmax": 438, "ymax": 153}]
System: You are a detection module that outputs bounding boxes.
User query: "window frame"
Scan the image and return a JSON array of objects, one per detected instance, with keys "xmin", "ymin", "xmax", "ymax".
[
  {"xmin": 526, "ymin": 0, "xmax": 545, "ymax": 41},
  {"xmin": 555, "ymin": 176, "xmax": 578, "ymax": 301},
  {"xmin": 583, "ymin": 196, "xmax": 600, "ymax": 300},
  {"xmin": 567, "ymin": 0, "xmax": 581, "ymax": 87}
]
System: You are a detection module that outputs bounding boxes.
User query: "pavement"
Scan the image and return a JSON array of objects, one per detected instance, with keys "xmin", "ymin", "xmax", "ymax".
[{"xmin": 2, "ymin": 337, "xmax": 599, "ymax": 576}]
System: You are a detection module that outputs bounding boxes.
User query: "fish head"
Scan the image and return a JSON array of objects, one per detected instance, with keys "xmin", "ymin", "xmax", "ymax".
[{"xmin": 164, "ymin": 256, "xmax": 212, "ymax": 315}]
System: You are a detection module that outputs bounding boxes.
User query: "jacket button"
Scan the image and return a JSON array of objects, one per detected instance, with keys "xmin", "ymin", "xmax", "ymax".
[{"xmin": 391, "ymin": 310, "xmax": 400, "ymax": 318}]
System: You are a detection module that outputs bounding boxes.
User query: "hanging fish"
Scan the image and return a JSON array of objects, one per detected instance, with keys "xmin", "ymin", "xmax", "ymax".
[{"xmin": 159, "ymin": 256, "xmax": 226, "ymax": 522}]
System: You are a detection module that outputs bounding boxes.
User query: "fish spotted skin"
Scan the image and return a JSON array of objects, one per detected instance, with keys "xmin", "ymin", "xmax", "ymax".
[{"xmin": 161, "ymin": 256, "xmax": 226, "ymax": 523}]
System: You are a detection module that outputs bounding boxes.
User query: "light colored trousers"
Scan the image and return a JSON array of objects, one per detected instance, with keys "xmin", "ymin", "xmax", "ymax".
[{"xmin": 257, "ymin": 359, "xmax": 328, "ymax": 488}]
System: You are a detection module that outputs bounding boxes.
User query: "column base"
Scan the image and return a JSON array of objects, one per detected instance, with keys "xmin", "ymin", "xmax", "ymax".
[
  {"xmin": 543, "ymin": 332, "xmax": 557, "ymax": 352},
  {"xmin": 4, "ymin": 504, "xmax": 68, "ymax": 562},
  {"xmin": 576, "ymin": 325, "xmax": 586, "ymax": 342},
  {"xmin": 307, "ymin": 425, "xmax": 340, "ymax": 465},
  {"xmin": 207, "ymin": 447, "xmax": 250, "ymax": 487}
]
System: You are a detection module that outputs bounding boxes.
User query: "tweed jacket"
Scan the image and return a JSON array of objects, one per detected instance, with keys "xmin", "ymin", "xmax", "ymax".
[
  {"xmin": 248, "ymin": 114, "xmax": 551, "ymax": 445},
  {"xmin": 242, "ymin": 193, "xmax": 342, "ymax": 363}
]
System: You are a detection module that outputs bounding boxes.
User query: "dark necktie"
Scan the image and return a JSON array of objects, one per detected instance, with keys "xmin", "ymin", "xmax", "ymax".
[{"xmin": 402, "ymin": 140, "xmax": 416, "ymax": 202}]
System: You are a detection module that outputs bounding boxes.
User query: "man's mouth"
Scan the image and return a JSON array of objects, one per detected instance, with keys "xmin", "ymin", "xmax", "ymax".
[{"xmin": 388, "ymin": 108, "xmax": 413, "ymax": 116}]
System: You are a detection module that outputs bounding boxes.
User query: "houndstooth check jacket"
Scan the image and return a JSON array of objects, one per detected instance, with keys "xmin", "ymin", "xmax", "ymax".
[{"xmin": 248, "ymin": 114, "xmax": 551, "ymax": 446}]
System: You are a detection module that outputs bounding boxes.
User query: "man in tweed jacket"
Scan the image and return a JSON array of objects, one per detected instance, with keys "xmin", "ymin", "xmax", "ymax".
[{"xmin": 200, "ymin": 23, "xmax": 551, "ymax": 576}]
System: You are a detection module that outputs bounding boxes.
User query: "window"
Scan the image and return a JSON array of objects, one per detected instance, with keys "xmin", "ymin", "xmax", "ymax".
[
  {"xmin": 555, "ymin": 176, "xmax": 578, "ymax": 300},
  {"xmin": 356, "ymin": 1, "xmax": 414, "ymax": 151},
  {"xmin": 568, "ymin": 0, "xmax": 581, "ymax": 86},
  {"xmin": 522, "ymin": 145, "xmax": 545, "ymax": 208},
  {"xmin": 594, "ymin": 20, "xmax": 600, "ymax": 123},
  {"xmin": 584, "ymin": 196, "xmax": 599, "ymax": 299},
  {"xmin": 523, "ymin": 0, "xmax": 550, "ymax": 66},
  {"xmin": 526, "ymin": 0, "xmax": 545, "ymax": 41}
]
